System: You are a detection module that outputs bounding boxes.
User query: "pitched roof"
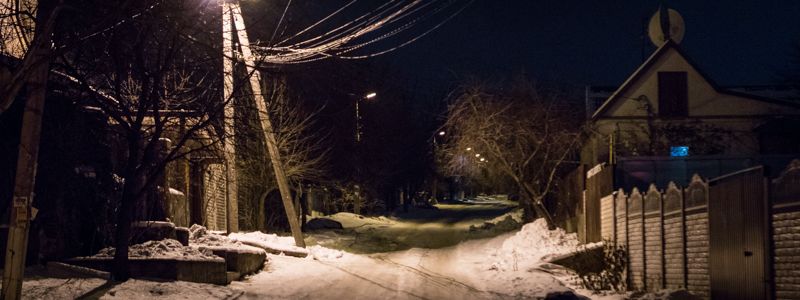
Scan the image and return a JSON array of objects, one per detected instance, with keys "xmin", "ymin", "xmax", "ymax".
[{"xmin": 591, "ymin": 39, "xmax": 800, "ymax": 120}]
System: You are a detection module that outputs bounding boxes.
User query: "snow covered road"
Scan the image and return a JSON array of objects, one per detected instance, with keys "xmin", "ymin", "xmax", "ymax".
[{"xmin": 232, "ymin": 216, "xmax": 594, "ymax": 300}]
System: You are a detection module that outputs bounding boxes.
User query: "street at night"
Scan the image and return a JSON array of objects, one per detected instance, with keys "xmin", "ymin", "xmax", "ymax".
[{"xmin": 1, "ymin": 0, "xmax": 800, "ymax": 299}]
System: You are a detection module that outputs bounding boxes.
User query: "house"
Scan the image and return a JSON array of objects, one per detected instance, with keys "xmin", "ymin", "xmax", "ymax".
[{"xmin": 582, "ymin": 39, "xmax": 800, "ymax": 189}]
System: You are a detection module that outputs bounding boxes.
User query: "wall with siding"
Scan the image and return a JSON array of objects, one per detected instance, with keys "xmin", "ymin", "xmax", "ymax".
[{"xmin": 203, "ymin": 163, "xmax": 227, "ymax": 231}]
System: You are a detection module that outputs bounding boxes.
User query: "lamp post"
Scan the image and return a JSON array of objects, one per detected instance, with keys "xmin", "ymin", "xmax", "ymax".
[{"xmin": 355, "ymin": 92, "xmax": 376, "ymax": 142}]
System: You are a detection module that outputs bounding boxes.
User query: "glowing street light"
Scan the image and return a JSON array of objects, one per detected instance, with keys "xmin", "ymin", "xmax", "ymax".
[
  {"xmin": 479, "ymin": 157, "xmax": 485, "ymax": 162},
  {"xmin": 475, "ymin": 153, "xmax": 480, "ymax": 157},
  {"xmin": 356, "ymin": 92, "xmax": 377, "ymax": 142},
  {"xmin": 438, "ymin": 131, "xmax": 445, "ymax": 136},
  {"xmin": 466, "ymin": 147, "xmax": 472, "ymax": 151}
]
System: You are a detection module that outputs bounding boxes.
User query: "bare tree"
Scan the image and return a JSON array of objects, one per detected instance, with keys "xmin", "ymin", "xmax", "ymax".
[
  {"xmin": 56, "ymin": 0, "xmax": 228, "ymax": 280},
  {"xmin": 439, "ymin": 80, "xmax": 583, "ymax": 229},
  {"xmin": 238, "ymin": 75, "xmax": 329, "ymax": 231}
]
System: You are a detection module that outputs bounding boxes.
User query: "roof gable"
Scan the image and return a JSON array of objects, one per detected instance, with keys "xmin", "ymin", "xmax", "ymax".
[{"xmin": 591, "ymin": 40, "xmax": 800, "ymax": 120}]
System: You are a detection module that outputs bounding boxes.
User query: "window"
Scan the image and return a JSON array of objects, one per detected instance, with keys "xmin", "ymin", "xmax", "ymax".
[
  {"xmin": 670, "ymin": 146, "xmax": 689, "ymax": 157},
  {"xmin": 658, "ymin": 72, "xmax": 688, "ymax": 117}
]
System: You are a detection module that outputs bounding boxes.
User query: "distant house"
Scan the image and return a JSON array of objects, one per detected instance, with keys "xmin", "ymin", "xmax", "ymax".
[{"xmin": 582, "ymin": 39, "xmax": 800, "ymax": 188}]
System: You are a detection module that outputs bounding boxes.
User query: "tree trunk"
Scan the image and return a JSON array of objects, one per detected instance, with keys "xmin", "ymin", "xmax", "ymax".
[
  {"xmin": 112, "ymin": 178, "xmax": 139, "ymax": 281},
  {"xmin": 519, "ymin": 184, "xmax": 556, "ymax": 229},
  {"xmin": 112, "ymin": 131, "xmax": 145, "ymax": 281},
  {"xmin": 518, "ymin": 187, "xmax": 536, "ymax": 222}
]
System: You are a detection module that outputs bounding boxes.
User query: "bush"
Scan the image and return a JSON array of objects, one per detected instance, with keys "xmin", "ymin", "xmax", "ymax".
[{"xmin": 576, "ymin": 242, "xmax": 627, "ymax": 292}]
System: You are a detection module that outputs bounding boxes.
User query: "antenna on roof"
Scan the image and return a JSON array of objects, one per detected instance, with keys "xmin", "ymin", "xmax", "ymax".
[{"xmin": 648, "ymin": 4, "xmax": 685, "ymax": 46}]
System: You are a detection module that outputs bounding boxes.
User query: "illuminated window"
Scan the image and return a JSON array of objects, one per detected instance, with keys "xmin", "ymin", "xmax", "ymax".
[{"xmin": 670, "ymin": 146, "xmax": 689, "ymax": 157}]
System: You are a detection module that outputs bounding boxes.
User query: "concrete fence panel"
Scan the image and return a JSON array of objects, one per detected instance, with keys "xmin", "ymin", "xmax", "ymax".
[{"xmin": 627, "ymin": 187, "xmax": 645, "ymax": 291}]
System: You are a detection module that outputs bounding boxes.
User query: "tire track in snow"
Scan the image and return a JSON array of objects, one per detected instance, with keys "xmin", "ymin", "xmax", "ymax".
[
  {"xmin": 371, "ymin": 253, "xmax": 510, "ymax": 299},
  {"xmin": 314, "ymin": 259, "xmax": 433, "ymax": 300}
]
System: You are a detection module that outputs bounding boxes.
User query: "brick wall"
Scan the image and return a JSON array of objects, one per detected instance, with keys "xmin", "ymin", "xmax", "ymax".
[{"xmin": 773, "ymin": 210, "xmax": 800, "ymax": 300}]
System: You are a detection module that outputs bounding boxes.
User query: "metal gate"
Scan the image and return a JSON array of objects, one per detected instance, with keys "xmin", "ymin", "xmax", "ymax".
[{"xmin": 708, "ymin": 166, "xmax": 770, "ymax": 300}]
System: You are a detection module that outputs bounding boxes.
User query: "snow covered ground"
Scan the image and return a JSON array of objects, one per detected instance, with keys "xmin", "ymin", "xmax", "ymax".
[
  {"xmin": 11, "ymin": 197, "xmax": 645, "ymax": 299},
  {"xmin": 1, "ymin": 277, "xmax": 242, "ymax": 300},
  {"xmin": 232, "ymin": 217, "xmax": 613, "ymax": 299}
]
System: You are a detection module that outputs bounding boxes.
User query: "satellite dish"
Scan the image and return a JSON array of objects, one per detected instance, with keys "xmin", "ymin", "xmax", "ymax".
[{"xmin": 648, "ymin": 7, "xmax": 685, "ymax": 46}]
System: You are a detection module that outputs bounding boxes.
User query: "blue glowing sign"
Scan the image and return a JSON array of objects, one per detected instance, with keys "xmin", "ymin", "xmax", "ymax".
[{"xmin": 670, "ymin": 146, "xmax": 689, "ymax": 157}]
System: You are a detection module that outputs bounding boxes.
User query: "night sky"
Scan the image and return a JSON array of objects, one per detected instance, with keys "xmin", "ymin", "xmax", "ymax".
[{"xmin": 377, "ymin": 0, "xmax": 800, "ymax": 93}]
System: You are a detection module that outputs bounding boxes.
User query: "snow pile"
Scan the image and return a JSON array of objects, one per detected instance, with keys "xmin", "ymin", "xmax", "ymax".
[
  {"xmin": 229, "ymin": 231, "xmax": 308, "ymax": 255},
  {"xmin": 189, "ymin": 225, "xmax": 266, "ymax": 254},
  {"xmin": 308, "ymin": 245, "xmax": 347, "ymax": 260},
  {"xmin": 189, "ymin": 224, "xmax": 237, "ymax": 247},
  {"xmin": 324, "ymin": 212, "xmax": 395, "ymax": 228},
  {"xmin": 488, "ymin": 219, "xmax": 579, "ymax": 272},
  {"xmin": 469, "ymin": 208, "xmax": 523, "ymax": 233},
  {"xmin": 93, "ymin": 239, "xmax": 220, "ymax": 260}
]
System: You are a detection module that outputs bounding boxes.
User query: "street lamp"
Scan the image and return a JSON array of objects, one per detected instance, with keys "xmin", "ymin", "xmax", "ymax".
[
  {"xmin": 355, "ymin": 92, "xmax": 376, "ymax": 142},
  {"xmin": 438, "ymin": 131, "xmax": 445, "ymax": 136}
]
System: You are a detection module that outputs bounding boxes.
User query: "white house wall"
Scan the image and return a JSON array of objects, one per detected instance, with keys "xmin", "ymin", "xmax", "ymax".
[{"xmin": 601, "ymin": 48, "xmax": 800, "ymax": 118}]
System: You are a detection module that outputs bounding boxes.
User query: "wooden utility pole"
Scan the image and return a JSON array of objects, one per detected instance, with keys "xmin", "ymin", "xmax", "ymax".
[
  {"xmin": 221, "ymin": 1, "xmax": 239, "ymax": 233},
  {"xmin": 1, "ymin": 34, "xmax": 50, "ymax": 300},
  {"xmin": 223, "ymin": 1, "xmax": 305, "ymax": 247},
  {"xmin": 2, "ymin": 1, "xmax": 56, "ymax": 298}
]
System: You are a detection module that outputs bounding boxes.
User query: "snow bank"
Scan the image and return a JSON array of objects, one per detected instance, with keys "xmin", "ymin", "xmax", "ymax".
[
  {"xmin": 324, "ymin": 212, "xmax": 395, "ymax": 228},
  {"xmin": 488, "ymin": 219, "xmax": 580, "ymax": 271},
  {"xmin": 189, "ymin": 224, "xmax": 265, "ymax": 254},
  {"xmin": 307, "ymin": 245, "xmax": 348, "ymax": 260},
  {"xmin": 93, "ymin": 239, "xmax": 220, "ymax": 261}
]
